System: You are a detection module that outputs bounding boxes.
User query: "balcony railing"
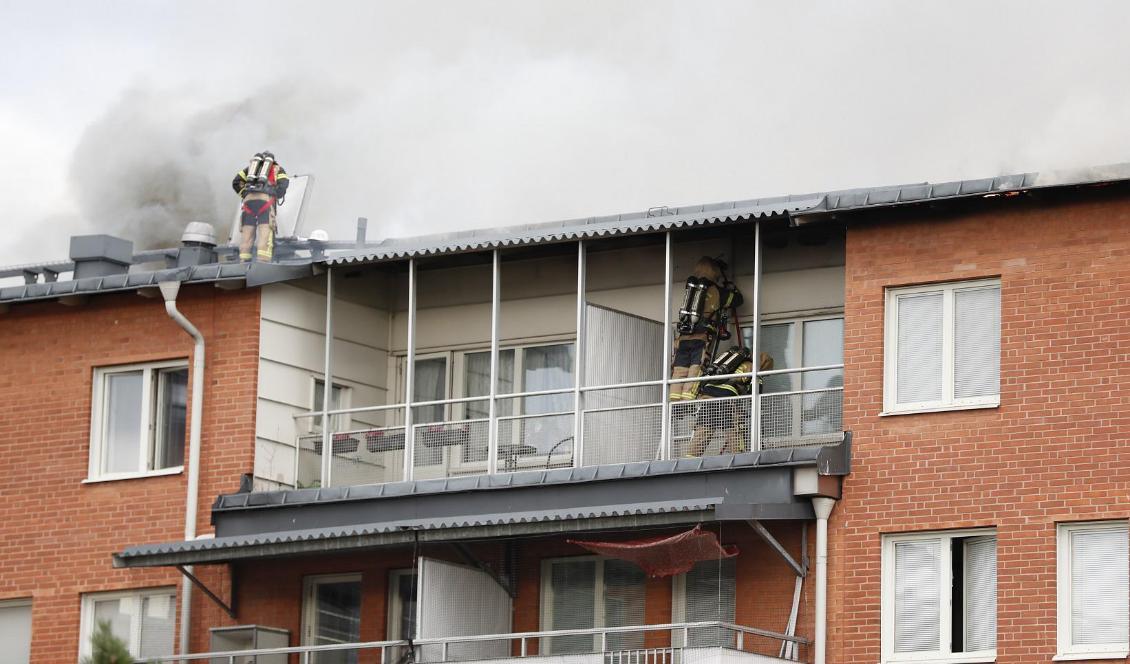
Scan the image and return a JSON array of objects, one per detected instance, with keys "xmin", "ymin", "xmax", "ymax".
[
  {"xmin": 140, "ymin": 621, "xmax": 809, "ymax": 663},
  {"xmin": 293, "ymin": 365, "xmax": 843, "ymax": 489}
]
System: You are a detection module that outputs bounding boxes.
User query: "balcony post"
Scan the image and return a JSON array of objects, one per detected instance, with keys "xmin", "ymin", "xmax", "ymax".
[
  {"xmin": 750, "ymin": 220, "xmax": 762, "ymax": 452},
  {"xmin": 487, "ymin": 249, "xmax": 501, "ymax": 474},
  {"xmin": 660, "ymin": 231, "xmax": 673, "ymax": 459},
  {"xmin": 403, "ymin": 259, "xmax": 417, "ymax": 481},
  {"xmin": 320, "ymin": 267, "xmax": 335, "ymax": 487},
  {"xmin": 573, "ymin": 240, "xmax": 586, "ymax": 467}
]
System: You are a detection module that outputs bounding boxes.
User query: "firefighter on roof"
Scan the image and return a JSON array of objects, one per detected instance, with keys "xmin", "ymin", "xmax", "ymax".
[
  {"xmin": 669, "ymin": 256, "xmax": 743, "ymax": 401},
  {"xmin": 232, "ymin": 151, "xmax": 289, "ymax": 262}
]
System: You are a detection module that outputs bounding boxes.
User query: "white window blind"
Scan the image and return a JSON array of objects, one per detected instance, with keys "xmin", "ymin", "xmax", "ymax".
[
  {"xmin": 964, "ymin": 536, "xmax": 998, "ymax": 652},
  {"xmin": 681, "ymin": 559, "xmax": 736, "ymax": 647},
  {"xmin": 1071, "ymin": 527, "xmax": 1129, "ymax": 646},
  {"xmin": 543, "ymin": 558, "xmax": 646, "ymax": 655},
  {"xmin": 893, "ymin": 539, "xmax": 941, "ymax": 653},
  {"xmin": 954, "ymin": 288, "xmax": 1001, "ymax": 399},
  {"xmin": 0, "ymin": 601, "xmax": 31, "ymax": 664},
  {"xmin": 895, "ymin": 293, "xmax": 944, "ymax": 404}
]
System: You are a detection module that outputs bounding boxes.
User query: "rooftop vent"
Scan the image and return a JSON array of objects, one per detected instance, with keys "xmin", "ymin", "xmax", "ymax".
[
  {"xmin": 177, "ymin": 222, "xmax": 217, "ymax": 267},
  {"xmin": 69, "ymin": 235, "xmax": 133, "ymax": 279}
]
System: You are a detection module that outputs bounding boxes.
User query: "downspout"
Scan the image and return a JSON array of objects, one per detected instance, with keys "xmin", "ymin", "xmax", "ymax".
[
  {"xmin": 159, "ymin": 281, "xmax": 205, "ymax": 657},
  {"xmin": 812, "ymin": 497, "xmax": 837, "ymax": 664}
]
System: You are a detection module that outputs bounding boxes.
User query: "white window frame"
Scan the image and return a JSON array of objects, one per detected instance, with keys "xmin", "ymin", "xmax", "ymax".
[
  {"xmin": 1056, "ymin": 520, "xmax": 1130, "ymax": 660},
  {"xmin": 87, "ymin": 359, "xmax": 189, "ymax": 482},
  {"xmin": 883, "ymin": 279, "xmax": 1001, "ymax": 415},
  {"xmin": 301, "ymin": 573, "xmax": 363, "ymax": 647},
  {"xmin": 78, "ymin": 587, "xmax": 177, "ymax": 661},
  {"xmin": 743, "ymin": 311, "xmax": 845, "ymax": 383},
  {"xmin": 880, "ymin": 529, "xmax": 997, "ymax": 664}
]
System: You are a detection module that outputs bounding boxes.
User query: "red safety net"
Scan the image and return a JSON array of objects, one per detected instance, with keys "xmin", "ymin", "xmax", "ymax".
[{"xmin": 567, "ymin": 525, "xmax": 739, "ymax": 578}]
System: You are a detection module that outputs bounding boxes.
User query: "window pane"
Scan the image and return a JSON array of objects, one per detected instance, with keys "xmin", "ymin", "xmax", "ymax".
[
  {"xmin": 758, "ymin": 323, "xmax": 794, "ymax": 393},
  {"xmin": 155, "ymin": 369, "xmax": 187, "ymax": 469},
  {"xmin": 464, "ymin": 350, "xmax": 515, "ymax": 418},
  {"xmin": 314, "ymin": 380, "xmax": 348, "ymax": 432},
  {"xmin": 547, "ymin": 560, "xmax": 597, "ymax": 654},
  {"xmin": 395, "ymin": 573, "xmax": 417, "ymax": 640},
  {"xmin": 603, "ymin": 560, "xmax": 646, "ymax": 650},
  {"xmin": 954, "ymin": 287, "xmax": 1001, "ymax": 399},
  {"xmin": 964, "ymin": 537, "xmax": 997, "ymax": 652},
  {"xmin": 802, "ymin": 319, "xmax": 844, "ymax": 436},
  {"xmin": 312, "ymin": 580, "xmax": 362, "ymax": 664},
  {"xmin": 104, "ymin": 371, "xmax": 144, "ymax": 474},
  {"xmin": 520, "ymin": 344, "xmax": 574, "ymax": 453},
  {"xmin": 138, "ymin": 594, "xmax": 175, "ymax": 658},
  {"xmin": 894, "ymin": 539, "xmax": 941, "ymax": 653},
  {"xmin": 0, "ymin": 603, "xmax": 31, "ymax": 664},
  {"xmin": 413, "ymin": 358, "xmax": 448, "ymax": 424},
  {"xmin": 1072, "ymin": 528, "xmax": 1130, "ymax": 646},
  {"xmin": 896, "ymin": 293, "xmax": 944, "ymax": 404},
  {"xmin": 93, "ymin": 598, "xmax": 134, "ymax": 649},
  {"xmin": 683, "ymin": 558, "xmax": 737, "ymax": 647}
]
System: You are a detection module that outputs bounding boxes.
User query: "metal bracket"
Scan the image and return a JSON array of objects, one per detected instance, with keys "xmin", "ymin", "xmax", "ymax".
[
  {"xmin": 176, "ymin": 565, "xmax": 236, "ymax": 620},
  {"xmin": 748, "ymin": 520, "xmax": 805, "ymax": 578},
  {"xmin": 452, "ymin": 543, "xmax": 516, "ymax": 598}
]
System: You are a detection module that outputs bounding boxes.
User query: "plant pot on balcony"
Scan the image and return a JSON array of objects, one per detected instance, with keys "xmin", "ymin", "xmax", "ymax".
[{"xmin": 313, "ymin": 434, "xmax": 359, "ymax": 455}]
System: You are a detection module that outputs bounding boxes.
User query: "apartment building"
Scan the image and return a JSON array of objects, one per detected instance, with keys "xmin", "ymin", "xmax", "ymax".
[{"xmin": 0, "ymin": 165, "xmax": 1126, "ymax": 664}]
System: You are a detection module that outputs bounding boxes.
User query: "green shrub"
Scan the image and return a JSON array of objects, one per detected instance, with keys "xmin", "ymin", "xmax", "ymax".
[{"xmin": 81, "ymin": 620, "xmax": 134, "ymax": 664}]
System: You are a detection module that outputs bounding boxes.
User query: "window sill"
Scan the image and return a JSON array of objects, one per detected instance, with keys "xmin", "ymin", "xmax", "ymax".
[
  {"xmin": 83, "ymin": 466, "xmax": 184, "ymax": 484},
  {"xmin": 1052, "ymin": 651, "xmax": 1130, "ymax": 661},
  {"xmin": 883, "ymin": 655, "xmax": 995, "ymax": 664},
  {"xmin": 879, "ymin": 400, "xmax": 999, "ymax": 417}
]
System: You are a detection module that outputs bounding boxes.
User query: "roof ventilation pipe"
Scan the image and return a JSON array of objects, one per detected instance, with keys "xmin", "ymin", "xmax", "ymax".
[
  {"xmin": 177, "ymin": 222, "xmax": 217, "ymax": 267},
  {"xmin": 157, "ymin": 280, "xmax": 206, "ymax": 657}
]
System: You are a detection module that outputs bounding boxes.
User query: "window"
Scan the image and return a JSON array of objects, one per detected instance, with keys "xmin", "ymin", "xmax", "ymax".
[
  {"xmin": 881, "ymin": 530, "xmax": 996, "ymax": 662},
  {"xmin": 303, "ymin": 574, "xmax": 362, "ymax": 664},
  {"xmin": 79, "ymin": 588, "xmax": 176, "ymax": 660},
  {"xmin": 673, "ymin": 559, "xmax": 736, "ymax": 647},
  {"xmin": 89, "ymin": 361, "xmax": 188, "ymax": 479},
  {"xmin": 540, "ymin": 557, "xmax": 645, "ymax": 654},
  {"xmin": 1057, "ymin": 521, "xmax": 1129, "ymax": 659},
  {"xmin": 0, "ymin": 599, "xmax": 31, "ymax": 664},
  {"xmin": 387, "ymin": 569, "xmax": 417, "ymax": 640},
  {"xmin": 884, "ymin": 280, "xmax": 1000, "ymax": 414},
  {"xmin": 312, "ymin": 379, "xmax": 352, "ymax": 433}
]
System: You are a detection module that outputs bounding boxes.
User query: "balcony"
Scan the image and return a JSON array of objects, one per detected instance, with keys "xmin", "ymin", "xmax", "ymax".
[
  {"xmin": 253, "ymin": 220, "xmax": 846, "ymax": 492},
  {"xmin": 139, "ymin": 622, "xmax": 808, "ymax": 664}
]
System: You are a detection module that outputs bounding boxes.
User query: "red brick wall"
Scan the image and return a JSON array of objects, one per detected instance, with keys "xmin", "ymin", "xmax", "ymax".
[
  {"xmin": 0, "ymin": 284, "xmax": 260, "ymax": 662},
  {"xmin": 831, "ymin": 193, "xmax": 1130, "ymax": 663},
  {"xmin": 221, "ymin": 523, "xmax": 812, "ymax": 659}
]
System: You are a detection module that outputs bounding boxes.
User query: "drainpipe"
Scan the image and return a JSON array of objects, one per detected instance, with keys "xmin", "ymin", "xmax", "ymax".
[
  {"xmin": 812, "ymin": 497, "xmax": 836, "ymax": 664},
  {"xmin": 159, "ymin": 281, "xmax": 205, "ymax": 657}
]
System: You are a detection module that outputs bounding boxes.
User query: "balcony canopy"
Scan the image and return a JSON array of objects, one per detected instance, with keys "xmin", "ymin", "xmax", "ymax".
[{"xmin": 114, "ymin": 441, "xmax": 849, "ymax": 569}]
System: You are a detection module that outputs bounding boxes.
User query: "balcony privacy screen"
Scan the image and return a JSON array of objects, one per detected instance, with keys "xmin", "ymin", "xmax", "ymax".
[
  {"xmin": 417, "ymin": 557, "xmax": 513, "ymax": 661},
  {"xmin": 567, "ymin": 525, "xmax": 739, "ymax": 578}
]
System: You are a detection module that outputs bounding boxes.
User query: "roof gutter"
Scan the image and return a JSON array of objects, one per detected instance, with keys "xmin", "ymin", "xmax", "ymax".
[{"xmin": 158, "ymin": 280, "xmax": 205, "ymax": 658}]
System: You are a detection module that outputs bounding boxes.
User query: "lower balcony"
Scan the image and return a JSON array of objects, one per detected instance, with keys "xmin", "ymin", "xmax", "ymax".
[{"xmin": 139, "ymin": 622, "xmax": 807, "ymax": 664}]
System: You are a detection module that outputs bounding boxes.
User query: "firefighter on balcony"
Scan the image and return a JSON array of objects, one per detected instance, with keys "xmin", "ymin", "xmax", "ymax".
[
  {"xmin": 686, "ymin": 348, "xmax": 773, "ymax": 456},
  {"xmin": 232, "ymin": 151, "xmax": 289, "ymax": 262},
  {"xmin": 669, "ymin": 256, "xmax": 743, "ymax": 402}
]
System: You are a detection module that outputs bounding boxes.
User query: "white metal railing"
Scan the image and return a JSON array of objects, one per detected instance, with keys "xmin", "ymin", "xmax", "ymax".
[
  {"xmin": 291, "ymin": 365, "xmax": 843, "ymax": 488},
  {"xmin": 138, "ymin": 621, "xmax": 809, "ymax": 663}
]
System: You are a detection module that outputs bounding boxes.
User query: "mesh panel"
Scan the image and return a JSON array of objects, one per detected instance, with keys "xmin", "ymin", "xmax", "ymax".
[
  {"xmin": 497, "ymin": 413, "xmax": 575, "ymax": 472},
  {"xmin": 582, "ymin": 404, "xmax": 662, "ymax": 466},
  {"xmin": 412, "ymin": 419, "xmax": 491, "ymax": 481},
  {"xmin": 759, "ymin": 390, "xmax": 843, "ymax": 449},
  {"xmin": 331, "ymin": 426, "xmax": 406, "ymax": 487},
  {"xmin": 296, "ymin": 433, "xmax": 323, "ymax": 488},
  {"xmin": 670, "ymin": 396, "xmax": 751, "ymax": 458}
]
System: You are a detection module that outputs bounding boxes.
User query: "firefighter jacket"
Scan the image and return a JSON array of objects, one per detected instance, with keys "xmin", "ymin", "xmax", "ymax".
[{"xmin": 232, "ymin": 163, "xmax": 290, "ymax": 199}]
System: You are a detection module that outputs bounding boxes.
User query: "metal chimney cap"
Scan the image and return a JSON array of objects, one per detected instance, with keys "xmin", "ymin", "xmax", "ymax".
[{"xmin": 181, "ymin": 222, "xmax": 216, "ymax": 247}]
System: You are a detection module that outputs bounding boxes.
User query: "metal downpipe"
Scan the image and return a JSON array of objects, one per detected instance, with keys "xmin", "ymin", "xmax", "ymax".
[
  {"xmin": 158, "ymin": 281, "xmax": 205, "ymax": 657},
  {"xmin": 812, "ymin": 497, "xmax": 837, "ymax": 664}
]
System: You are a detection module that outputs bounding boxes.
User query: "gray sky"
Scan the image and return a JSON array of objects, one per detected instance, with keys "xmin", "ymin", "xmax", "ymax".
[{"xmin": 2, "ymin": 0, "xmax": 1130, "ymax": 265}]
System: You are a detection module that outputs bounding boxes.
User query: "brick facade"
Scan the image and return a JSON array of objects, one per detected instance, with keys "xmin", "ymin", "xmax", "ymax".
[
  {"xmin": 832, "ymin": 191, "xmax": 1130, "ymax": 663},
  {"xmin": 0, "ymin": 285, "xmax": 260, "ymax": 662}
]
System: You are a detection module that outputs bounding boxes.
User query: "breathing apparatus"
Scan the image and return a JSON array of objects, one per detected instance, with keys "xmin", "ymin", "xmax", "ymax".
[{"xmin": 244, "ymin": 151, "xmax": 277, "ymax": 194}]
